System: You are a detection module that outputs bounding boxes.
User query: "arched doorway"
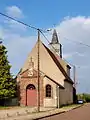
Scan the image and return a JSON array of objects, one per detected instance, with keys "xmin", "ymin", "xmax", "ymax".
[{"xmin": 26, "ymin": 84, "xmax": 37, "ymax": 106}]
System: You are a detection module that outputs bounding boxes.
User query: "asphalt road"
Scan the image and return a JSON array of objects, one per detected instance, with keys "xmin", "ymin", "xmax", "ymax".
[{"xmin": 39, "ymin": 103, "xmax": 90, "ymax": 120}]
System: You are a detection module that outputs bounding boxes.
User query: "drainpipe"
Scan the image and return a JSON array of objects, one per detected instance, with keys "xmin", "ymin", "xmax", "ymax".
[
  {"xmin": 57, "ymin": 85, "xmax": 60, "ymax": 108},
  {"xmin": 58, "ymin": 86, "xmax": 60, "ymax": 108}
]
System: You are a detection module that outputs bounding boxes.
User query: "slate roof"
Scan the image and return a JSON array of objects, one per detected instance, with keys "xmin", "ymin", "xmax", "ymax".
[
  {"xmin": 17, "ymin": 40, "xmax": 73, "ymax": 85},
  {"xmin": 42, "ymin": 43, "xmax": 74, "ymax": 84}
]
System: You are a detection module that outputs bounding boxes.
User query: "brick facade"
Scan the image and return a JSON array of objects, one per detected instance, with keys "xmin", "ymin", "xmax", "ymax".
[
  {"xmin": 17, "ymin": 69, "xmax": 44, "ymax": 106},
  {"xmin": 16, "ymin": 39, "xmax": 74, "ymax": 107}
]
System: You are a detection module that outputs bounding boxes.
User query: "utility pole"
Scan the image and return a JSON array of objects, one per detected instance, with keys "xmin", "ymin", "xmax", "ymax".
[
  {"xmin": 73, "ymin": 65, "xmax": 76, "ymax": 89},
  {"xmin": 37, "ymin": 29, "xmax": 40, "ymax": 112}
]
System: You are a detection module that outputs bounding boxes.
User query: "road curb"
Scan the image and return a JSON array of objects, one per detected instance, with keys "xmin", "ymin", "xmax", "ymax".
[
  {"xmin": 33, "ymin": 111, "xmax": 65, "ymax": 120},
  {"xmin": 33, "ymin": 104, "xmax": 83, "ymax": 120},
  {"xmin": 72, "ymin": 104, "xmax": 84, "ymax": 110}
]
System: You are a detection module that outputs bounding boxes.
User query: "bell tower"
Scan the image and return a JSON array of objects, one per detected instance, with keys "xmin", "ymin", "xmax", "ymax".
[
  {"xmin": 28, "ymin": 57, "xmax": 34, "ymax": 76},
  {"xmin": 49, "ymin": 29, "xmax": 62, "ymax": 58}
]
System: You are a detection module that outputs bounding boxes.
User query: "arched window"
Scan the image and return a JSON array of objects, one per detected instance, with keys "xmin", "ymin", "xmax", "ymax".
[
  {"xmin": 26, "ymin": 84, "xmax": 36, "ymax": 90},
  {"xmin": 46, "ymin": 84, "xmax": 51, "ymax": 97}
]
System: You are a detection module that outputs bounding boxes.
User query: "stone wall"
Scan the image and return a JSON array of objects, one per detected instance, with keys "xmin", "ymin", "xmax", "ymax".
[{"xmin": 60, "ymin": 81, "xmax": 73, "ymax": 106}]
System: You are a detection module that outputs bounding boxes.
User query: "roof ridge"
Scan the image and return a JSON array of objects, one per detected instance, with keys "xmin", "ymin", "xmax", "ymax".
[{"xmin": 42, "ymin": 43, "xmax": 73, "ymax": 84}]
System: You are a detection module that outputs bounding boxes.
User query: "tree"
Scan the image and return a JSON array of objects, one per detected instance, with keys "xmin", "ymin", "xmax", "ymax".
[
  {"xmin": 0, "ymin": 44, "xmax": 16, "ymax": 103},
  {"xmin": 83, "ymin": 93, "xmax": 90, "ymax": 102},
  {"xmin": 77, "ymin": 93, "xmax": 90, "ymax": 103}
]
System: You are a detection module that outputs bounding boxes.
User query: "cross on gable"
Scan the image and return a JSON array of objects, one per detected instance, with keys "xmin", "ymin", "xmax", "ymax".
[{"xmin": 28, "ymin": 57, "xmax": 34, "ymax": 76}]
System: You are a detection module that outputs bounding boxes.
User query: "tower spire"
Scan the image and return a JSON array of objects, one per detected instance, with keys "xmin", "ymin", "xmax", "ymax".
[
  {"xmin": 51, "ymin": 29, "xmax": 59, "ymax": 44},
  {"xmin": 49, "ymin": 29, "xmax": 62, "ymax": 58}
]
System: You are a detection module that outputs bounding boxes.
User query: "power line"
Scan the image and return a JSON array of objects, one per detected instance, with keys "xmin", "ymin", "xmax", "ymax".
[
  {"xmin": 63, "ymin": 36, "xmax": 90, "ymax": 48},
  {"xmin": 41, "ymin": 30, "xmax": 90, "ymax": 68},
  {"xmin": 40, "ymin": 30, "xmax": 74, "ymax": 67},
  {"xmin": 46, "ymin": 30, "xmax": 90, "ymax": 48},
  {"xmin": 0, "ymin": 12, "xmax": 61, "ymax": 57},
  {"xmin": 40, "ymin": 31, "xmax": 79, "ymax": 87},
  {"xmin": 0, "ymin": 12, "xmax": 45, "ymax": 32},
  {"xmin": 1, "ymin": 12, "xmax": 90, "ymax": 49},
  {"xmin": 0, "ymin": 12, "xmax": 84, "ymax": 67},
  {"xmin": 40, "ymin": 30, "xmax": 51, "ymax": 44},
  {"xmin": 0, "ymin": 12, "xmax": 43, "ymax": 112}
]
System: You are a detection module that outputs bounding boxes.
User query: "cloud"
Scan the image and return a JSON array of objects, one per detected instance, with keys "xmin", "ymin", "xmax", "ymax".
[
  {"xmin": 2, "ymin": 30, "xmax": 37, "ymax": 75},
  {"xmin": 4, "ymin": 20, "xmax": 27, "ymax": 31},
  {"xmin": 55, "ymin": 16, "xmax": 90, "ymax": 93},
  {"xmin": 1, "ymin": 14, "xmax": 90, "ymax": 93},
  {"xmin": 56, "ymin": 16, "xmax": 90, "ymax": 44},
  {"xmin": 54, "ymin": 16, "xmax": 90, "ymax": 61},
  {"xmin": 63, "ymin": 52, "xmax": 85, "ymax": 60},
  {"xmin": 4, "ymin": 6, "xmax": 26, "ymax": 32},
  {"xmin": 63, "ymin": 53, "xmax": 73, "ymax": 59},
  {"xmin": 6, "ymin": 6, "xmax": 24, "ymax": 18}
]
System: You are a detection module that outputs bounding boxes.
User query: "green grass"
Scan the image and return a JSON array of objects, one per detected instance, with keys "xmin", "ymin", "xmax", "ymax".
[
  {"xmin": 61, "ymin": 104, "xmax": 82, "ymax": 109},
  {"xmin": 0, "ymin": 106, "xmax": 10, "ymax": 109},
  {"xmin": 0, "ymin": 106, "xmax": 19, "ymax": 110}
]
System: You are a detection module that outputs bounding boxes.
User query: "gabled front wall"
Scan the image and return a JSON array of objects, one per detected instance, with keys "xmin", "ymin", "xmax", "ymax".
[
  {"xmin": 60, "ymin": 81, "xmax": 73, "ymax": 105},
  {"xmin": 18, "ymin": 41, "xmax": 73, "ymax": 107},
  {"xmin": 22, "ymin": 41, "xmax": 65, "ymax": 87}
]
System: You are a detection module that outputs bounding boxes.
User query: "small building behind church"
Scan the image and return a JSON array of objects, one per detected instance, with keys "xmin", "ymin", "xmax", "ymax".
[{"xmin": 16, "ymin": 29, "xmax": 74, "ymax": 108}]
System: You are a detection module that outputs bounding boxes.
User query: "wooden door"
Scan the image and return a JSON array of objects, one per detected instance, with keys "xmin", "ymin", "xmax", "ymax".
[{"xmin": 26, "ymin": 84, "xmax": 37, "ymax": 106}]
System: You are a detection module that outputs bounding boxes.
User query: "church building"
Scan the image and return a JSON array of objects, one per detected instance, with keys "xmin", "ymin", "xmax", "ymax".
[{"xmin": 16, "ymin": 29, "xmax": 74, "ymax": 108}]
